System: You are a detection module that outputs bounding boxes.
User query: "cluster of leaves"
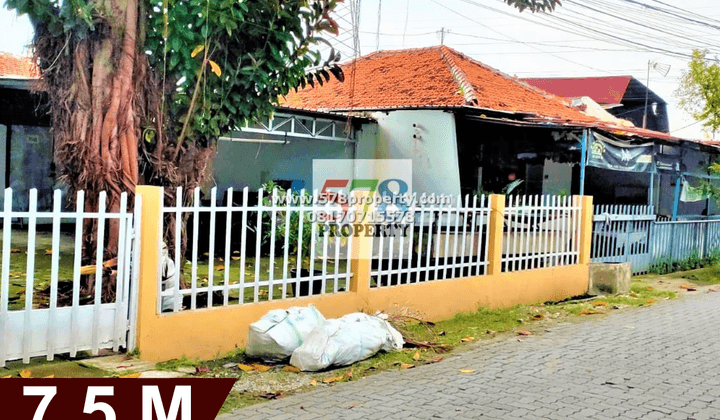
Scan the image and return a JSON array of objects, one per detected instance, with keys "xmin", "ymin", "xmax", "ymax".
[
  {"xmin": 6, "ymin": 0, "xmax": 96, "ymax": 37},
  {"xmin": 504, "ymin": 0, "xmax": 561, "ymax": 13},
  {"xmin": 677, "ymin": 50, "xmax": 720, "ymax": 135},
  {"xmin": 144, "ymin": 0, "xmax": 344, "ymax": 148}
]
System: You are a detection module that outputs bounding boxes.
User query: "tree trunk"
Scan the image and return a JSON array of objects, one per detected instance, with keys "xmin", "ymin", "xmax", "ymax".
[{"xmin": 34, "ymin": 0, "xmax": 141, "ymax": 300}]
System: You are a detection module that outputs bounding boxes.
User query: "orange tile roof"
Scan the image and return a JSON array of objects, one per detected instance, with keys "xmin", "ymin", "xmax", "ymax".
[
  {"xmin": 0, "ymin": 52, "xmax": 39, "ymax": 78},
  {"xmin": 280, "ymin": 45, "xmax": 596, "ymax": 123}
]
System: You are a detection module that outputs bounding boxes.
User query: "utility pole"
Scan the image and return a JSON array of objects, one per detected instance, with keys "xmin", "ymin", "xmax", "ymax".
[
  {"xmin": 438, "ymin": 27, "xmax": 450, "ymax": 45},
  {"xmin": 643, "ymin": 60, "xmax": 650, "ymax": 129},
  {"xmin": 376, "ymin": 0, "xmax": 381, "ymax": 51}
]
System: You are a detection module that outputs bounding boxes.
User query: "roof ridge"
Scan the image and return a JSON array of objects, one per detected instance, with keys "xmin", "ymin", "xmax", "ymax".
[
  {"xmin": 442, "ymin": 47, "xmax": 579, "ymax": 110},
  {"xmin": 439, "ymin": 45, "xmax": 478, "ymax": 106}
]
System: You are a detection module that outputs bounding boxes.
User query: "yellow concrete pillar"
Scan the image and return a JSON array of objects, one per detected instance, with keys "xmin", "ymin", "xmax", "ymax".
[
  {"xmin": 487, "ymin": 194, "xmax": 505, "ymax": 275},
  {"xmin": 576, "ymin": 195, "xmax": 594, "ymax": 265},
  {"xmin": 134, "ymin": 186, "xmax": 163, "ymax": 356},
  {"xmin": 349, "ymin": 223, "xmax": 373, "ymax": 298}
]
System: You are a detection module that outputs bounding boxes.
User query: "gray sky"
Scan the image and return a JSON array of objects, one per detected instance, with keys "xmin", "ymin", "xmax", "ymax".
[{"xmin": 2, "ymin": 0, "xmax": 719, "ymax": 140}]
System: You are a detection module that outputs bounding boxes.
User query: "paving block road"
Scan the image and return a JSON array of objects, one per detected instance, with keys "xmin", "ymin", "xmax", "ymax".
[{"xmin": 223, "ymin": 292, "xmax": 720, "ymax": 420}]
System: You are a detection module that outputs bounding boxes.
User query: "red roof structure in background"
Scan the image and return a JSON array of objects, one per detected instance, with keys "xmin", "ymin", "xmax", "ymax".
[
  {"xmin": 521, "ymin": 76, "xmax": 632, "ymax": 105},
  {"xmin": 0, "ymin": 53, "xmax": 39, "ymax": 79},
  {"xmin": 280, "ymin": 46, "xmax": 596, "ymax": 123}
]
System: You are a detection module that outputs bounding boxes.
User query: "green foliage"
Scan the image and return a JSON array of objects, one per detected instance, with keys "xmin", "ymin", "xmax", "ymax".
[
  {"xmin": 143, "ymin": 0, "xmax": 343, "ymax": 146},
  {"xmin": 155, "ymin": 355, "xmax": 199, "ymax": 371},
  {"xmin": 677, "ymin": 50, "xmax": 720, "ymax": 135},
  {"xmin": 261, "ymin": 181, "xmax": 316, "ymax": 261},
  {"xmin": 648, "ymin": 251, "xmax": 720, "ymax": 275}
]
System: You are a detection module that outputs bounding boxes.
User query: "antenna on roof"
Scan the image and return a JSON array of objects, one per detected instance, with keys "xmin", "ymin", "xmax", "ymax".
[{"xmin": 643, "ymin": 60, "xmax": 671, "ymax": 129}]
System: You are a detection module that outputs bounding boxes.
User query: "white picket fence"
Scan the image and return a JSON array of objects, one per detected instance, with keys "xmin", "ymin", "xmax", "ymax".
[
  {"xmin": 0, "ymin": 188, "xmax": 140, "ymax": 367},
  {"xmin": 370, "ymin": 194, "xmax": 491, "ymax": 287},
  {"xmin": 159, "ymin": 187, "xmax": 353, "ymax": 312},
  {"xmin": 501, "ymin": 195, "xmax": 582, "ymax": 273}
]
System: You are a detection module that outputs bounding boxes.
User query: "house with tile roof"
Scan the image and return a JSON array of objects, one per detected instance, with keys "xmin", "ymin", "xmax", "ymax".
[
  {"xmin": 3, "ymin": 47, "xmax": 720, "ymax": 218},
  {"xmin": 522, "ymin": 76, "xmax": 669, "ymax": 133},
  {"xmin": 280, "ymin": 45, "xmax": 720, "ymax": 217}
]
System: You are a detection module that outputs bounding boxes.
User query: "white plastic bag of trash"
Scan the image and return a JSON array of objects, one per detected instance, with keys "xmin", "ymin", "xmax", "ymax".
[
  {"xmin": 290, "ymin": 312, "xmax": 404, "ymax": 371},
  {"xmin": 246, "ymin": 305, "xmax": 326, "ymax": 362}
]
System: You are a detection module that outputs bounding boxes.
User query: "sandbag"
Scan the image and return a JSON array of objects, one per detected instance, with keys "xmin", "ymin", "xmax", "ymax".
[
  {"xmin": 245, "ymin": 305, "xmax": 325, "ymax": 362},
  {"xmin": 290, "ymin": 313, "xmax": 404, "ymax": 371}
]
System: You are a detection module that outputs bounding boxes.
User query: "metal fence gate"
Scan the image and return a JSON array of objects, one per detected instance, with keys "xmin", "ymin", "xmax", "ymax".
[
  {"xmin": 0, "ymin": 188, "xmax": 141, "ymax": 366},
  {"xmin": 591, "ymin": 204, "xmax": 720, "ymax": 275}
]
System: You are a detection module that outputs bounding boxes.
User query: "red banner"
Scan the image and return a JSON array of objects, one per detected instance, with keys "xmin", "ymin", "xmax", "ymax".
[{"xmin": 0, "ymin": 379, "xmax": 235, "ymax": 420}]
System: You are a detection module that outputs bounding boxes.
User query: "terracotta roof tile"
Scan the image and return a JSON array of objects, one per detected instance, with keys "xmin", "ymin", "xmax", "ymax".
[
  {"xmin": 0, "ymin": 52, "xmax": 40, "ymax": 78},
  {"xmin": 280, "ymin": 45, "xmax": 594, "ymax": 122}
]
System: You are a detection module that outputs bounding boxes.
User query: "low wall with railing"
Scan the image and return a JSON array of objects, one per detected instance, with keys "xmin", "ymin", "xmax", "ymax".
[
  {"xmin": 134, "ymin": 187, "xmax": 593, "ymax": 362},
  {"xmin": 591, "ymin": 205, "xmax": 720, "ymax": 275}
]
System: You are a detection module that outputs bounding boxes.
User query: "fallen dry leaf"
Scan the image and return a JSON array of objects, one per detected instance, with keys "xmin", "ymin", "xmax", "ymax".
[
  {"xmin": 531, "ymin": 314, "xmax": 545, "ymax": 321},
  {"xmin": 459, "ymin": 369, "xmax": 475, "ymax": 373},
  {"xmin": 231, "ymin": 256, "xmax": 241, "ymax": 261},
  {"xmin": 517, "ymin": 330, "xmax": 532, "ymax": 336},
  {"xmin": 43, "ymin": 375, "xmax": 54, "ymax": 379},
  {"xmin": 282, "ymin": 366, "xmax": 300, "ymax": 373},
  {"xmin": 646, "ymin": 286, "xmax": 654, "ymax": 291},
  {"xmin": 646, "ymin": 298, "xmax": 656, "ymax": 304},
  {"xmin": 413, "ymin": 350, "xmax": 421, "ymax": 361},
  {"xmin": 485, "ymin": 330, "xmax": 496, "ymax": 335},
  {"xmin": 629, "ymin": 292, "xmax": 639, "ymax": 297},
  {"xmin": 216, "ymin": 266, "xmax": 225, "ymax": 272},
  {"xmin": 19, "ymin": 370, "xmax": 31, "ymax": 378},
  {"xmin": 460, "ymin": 337, "xmax": 475, "ymax": 342},
  {"xmin": 430, "ymin": 357, "xmax": 444, "ymax": 364},
  {"xmin": 680, "ymin": 284, "xmax": 697, "ymax": 291},
  {"xmin": 103, "ymin": 257, "xmax": 118, "ymax": 268},
  {"xmin": 592, "ymin": 301, "xmax": 608, "ymax": 307},
  {"xmin": 45, "ymin": 249, "xmax": 52, "ymax": 255},
  {"xmin": 310, "ymin": 380, "xmax": 317, "ymax": 386},
  {"xmin": 120, "ymin": 372, "xmax": 141, "ymax": 378},
  {"xmin": 1, "ymin": 375, "xmax": 11, "ymax": 379},
  {"xmin": 252, "ymin": 364, "xmax": 270, "ymax": 373},
  {"xmin": 323, "ymin": 375, "xmax": 344, "ymax": 383},
  {"xmin": 238, "ymin": 364, "xmax": 254, "ymax": 372},
  {"xmin": 399, "ymin": 363, "xmax": 414, "ymax": 369},
  {"xmin": 580, "ymin": 309, "xmax": 600, "ymax": 315}
]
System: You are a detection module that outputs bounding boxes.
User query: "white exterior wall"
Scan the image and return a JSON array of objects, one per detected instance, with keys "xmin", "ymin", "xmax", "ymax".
[{"xmin": 370, "ymin": 110, "xmax": 461, "ymax": 197}]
